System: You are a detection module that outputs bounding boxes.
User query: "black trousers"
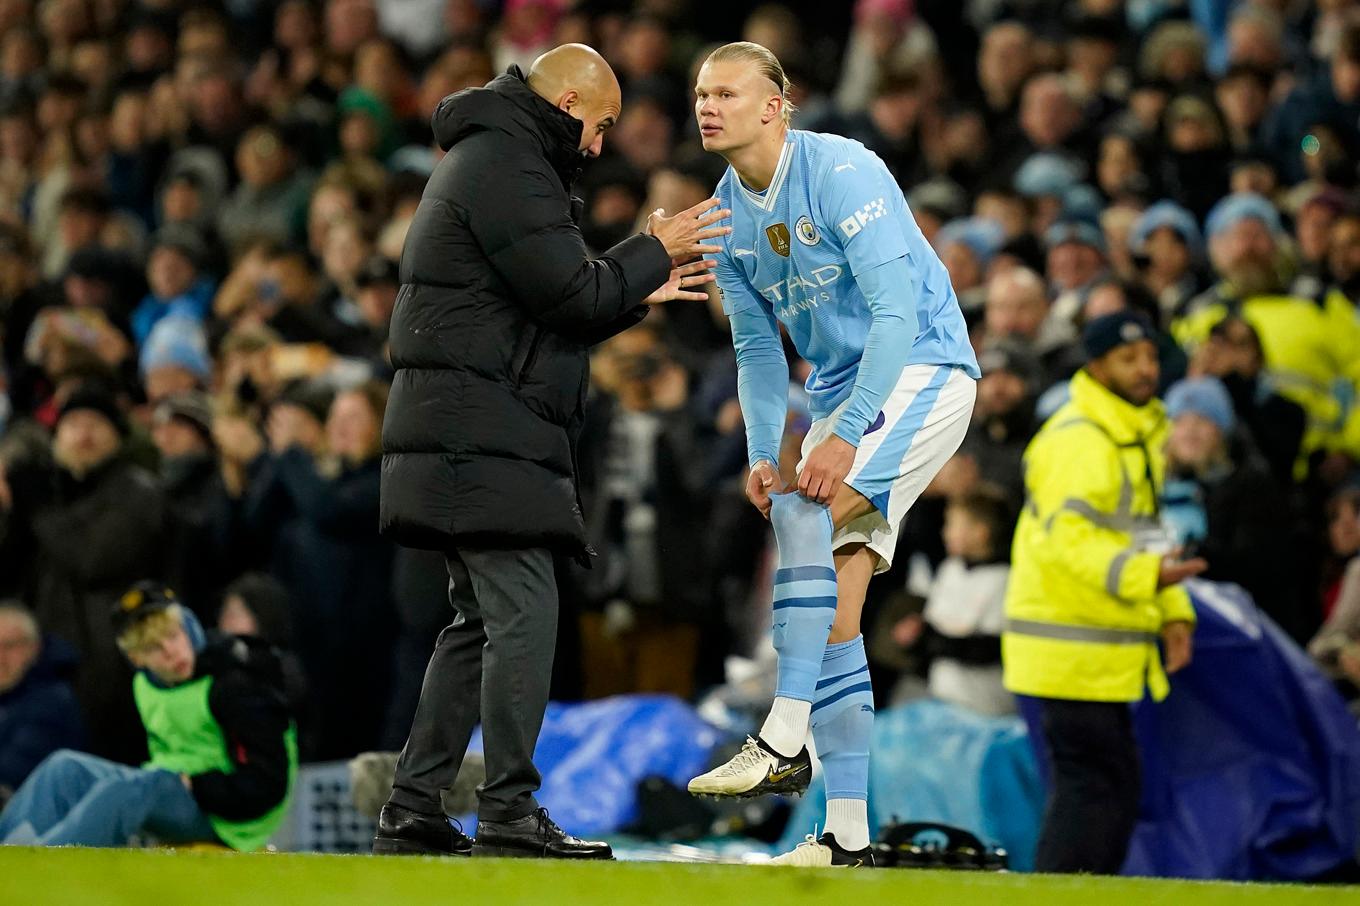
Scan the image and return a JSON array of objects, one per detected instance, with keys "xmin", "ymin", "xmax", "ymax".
[
  {"xmin": 388, "ymin": 547, "xmax": 557, "ymax": 823},
  {"xmin": 1034, "ymin": 698, "xmax": 1142, "ymax": 875}
]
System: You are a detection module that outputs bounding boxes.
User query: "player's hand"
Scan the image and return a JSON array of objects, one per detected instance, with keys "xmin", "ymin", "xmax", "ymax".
[
  {"xmin": 646, "ymin": 198, "xmax": 731, "ymax": 260},
  {"xmin": 797, "ymin": 435, "xmax": 857, "ymax": 504},
  {"xmin": 745, "ymin": 460, "xmax": 785, "ymax": 520},
  {"xmin": 1156, "ymin": 551, "xmax": 1208, "ymax": 589},
  {"xmin": 1161, "ymin": 620, "xmax": 1193, "ymax": 674},
  {"xmin": 642, "ymin": 258, "xmax": 717, "ymax": 305}
]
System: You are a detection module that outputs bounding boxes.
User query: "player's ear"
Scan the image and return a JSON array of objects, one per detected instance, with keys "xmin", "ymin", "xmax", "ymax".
[
  {"xmin": 762, "ymin": 94, "xmax": 781, "ymax": 125},
  {"xmin": 558, "ymin": 89, "xmax": 580, "ymax": 114}
]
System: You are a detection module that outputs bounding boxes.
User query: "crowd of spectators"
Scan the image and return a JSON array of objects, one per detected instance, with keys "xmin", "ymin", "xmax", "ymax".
[{"xmin": 1, "ymin": 0, "xmax": 1360, "ymax": 794}]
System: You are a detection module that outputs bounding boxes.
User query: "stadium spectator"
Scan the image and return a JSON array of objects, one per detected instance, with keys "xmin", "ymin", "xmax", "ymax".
[
  {"xmin": 893, "ymin": 486, "xmax": 1015, "ymax": 716},
  {"xmin": 0, "ymin": 384, "xmax": 166, "ymax": 765},
  {"xmin": 964, "ymin": 339, "xmax": 1042, "ymax": 503},
  {"xmin": 573, "ymin": 324, "xmax": 712, "ymax": 700},
  {"xmin": 1187, "ymin": 314, "xmax": 1306, "ymax": 488},
  {"xmin": 131, "ymin": 226, "xmax": 215, "ymax": 347},
  {"xmin": 235, "ymin": 380, "xmax": 393, "ymax": 759},
  {"xmin": 1128, "ymin": 200, "xmax": 1205, "ymax": 324},
  {"xmin": 151, "ymin": 392, "xmax": 232, "ymax": 620},
  {"xmin": 981, "ymin": 266, "xmax": 1073, "ymax": 386},
  {"xmin": 1174, "ymin": 193, "xmax": 1356, "ymax": 472},
  {"xmin": 1262, "ymin": 20, "xmax": 1360, "ymax": 185},
  {"xmin": 0, "ymin": 583, "xmax": 295, "ymax": 849},
  {"xmin": 1161, "ymin": 377, "xmax": 1301, "ymax": 639},
  {"xmin": 1308, "ymin": 493, "xmax": 1360, "ymax": 698},
  {"xmin": 0, "ymin": 602, "xmax": 84, "ymax": 805},
  {"xmin": 216, "ymin": 572, "xmax": 312, "ymax": 753},
  {"xmin": 936, "ymin": 216, "xmax": 1005, "ymax": 311}
]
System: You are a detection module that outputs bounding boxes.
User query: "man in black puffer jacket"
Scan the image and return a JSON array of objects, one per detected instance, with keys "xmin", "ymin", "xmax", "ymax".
[{"xmin": 375, "ymin": 43, "xmax": 727, "ymax": 860}]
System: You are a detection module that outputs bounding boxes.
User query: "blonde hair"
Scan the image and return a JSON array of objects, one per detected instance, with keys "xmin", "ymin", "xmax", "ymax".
[
  {"xmin": 704, "ymin": 41, "xmax": 797, "ymax": 125},
  {"xmin": 116, "ymin": 604, "xmax": 184, "ymax": 654}
]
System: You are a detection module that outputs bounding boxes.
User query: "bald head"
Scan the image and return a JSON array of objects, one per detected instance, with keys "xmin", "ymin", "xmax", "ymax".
[{"xmin": 527, "ymin": 43, "xmax": 622, "ymax": 157}]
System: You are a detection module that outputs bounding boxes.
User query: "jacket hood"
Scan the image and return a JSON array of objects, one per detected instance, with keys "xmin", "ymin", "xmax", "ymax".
[
  {"xmin": 193, "ymin": 632, "xmax": 286, "ymax": 688},
  {"xmin": 431, "ymin": 65, "xmax": 585, "ymax": 180},
  {"xmin": 1069, "ymin": 368, "xmax": 1167, "ymax": 445}
]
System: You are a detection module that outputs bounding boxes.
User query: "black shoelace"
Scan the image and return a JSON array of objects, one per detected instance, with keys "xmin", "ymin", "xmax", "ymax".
[{"xmin": 533, "ymin": 807, "xmax": 563, "ymax": 839}]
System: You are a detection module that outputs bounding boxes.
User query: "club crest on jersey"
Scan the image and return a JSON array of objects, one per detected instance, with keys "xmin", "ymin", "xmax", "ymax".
[
  {"xmin": 766, "ymin": 222, "xmax": 791, "ymax": 257},
  {"xmin": 794, "ymin": 215, "xmax": 820, "ymax": 247}
]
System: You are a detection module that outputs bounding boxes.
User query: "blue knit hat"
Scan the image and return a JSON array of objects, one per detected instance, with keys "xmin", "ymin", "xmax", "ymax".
[
  {"xmin": 139, "ymin": 314, "xmax": 211, "ymax": 381},
  {"xmin": 1014, "ymin": 152, "xmax": 1085, "ymax": 198},
  {"xmin": 1045, "ymin": 218, "xmax": 1106, "ymax": 253},
  {"xmin": 1166, "ymin": 377, "xmax": 1235, "ymax": 434},
  {"xmin": 1204, "ymin": 192, "xmax": 1282, "ymax": 239},
  {"xmin": 936, "ymin": 217, "xmax": 1006, "ymax": 267},
  {"xmin": 1130, "ymin": 200, "xmax": 1202, "ymax": 257},
  {"xmin": 1083, "ymin": 310, "xmax": 1156, "ymax": 360}
]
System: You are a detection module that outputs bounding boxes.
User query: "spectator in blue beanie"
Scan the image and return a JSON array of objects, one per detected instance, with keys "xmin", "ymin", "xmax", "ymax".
[
  {"xmin": 1015, "ymin": 150, "xmax": 1086, "ymax": 234},
  {"xmin": 1130, "ymin": 200, "xmax": 1205, "ymax": 322},
  {"xmin": 139, "ymin": 315, "xmax": 212, "ymax": 404},
  {"xmin": 1162, "ymin": 376, "xmax": 1301, "ymax": 638},
  {"xmin": 1046, "ymin": 219, "xmax": 1107, "ymax": 294},
  {"xmin": 936, "ymin": 216, "xmax": 1006, "ymax": 308}
]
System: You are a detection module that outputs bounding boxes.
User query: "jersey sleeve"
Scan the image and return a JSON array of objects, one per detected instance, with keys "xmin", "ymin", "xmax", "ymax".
[
  {"xmin": 813, "ymin": 144, "xmax": 912, "ymax": 277},
  {"xmin": 712, "ymin": 249, "xmax": 789, "ymax": 468},
  {"xmin": 710, "ymin": 247, "xmax": 764, "ymax": 315},
  {"xmin": 832, "ymin": 255, "xmax": 920, "ymax": 443}
]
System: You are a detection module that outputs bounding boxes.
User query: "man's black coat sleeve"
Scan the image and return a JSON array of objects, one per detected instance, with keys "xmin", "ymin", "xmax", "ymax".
[
  {"xmin": 462, "ymin": 146, "xmax": 672, "ymax": 331},
  {"xmin": 189, "ymin": 652, "xmax": 292, "ymax": 821}
]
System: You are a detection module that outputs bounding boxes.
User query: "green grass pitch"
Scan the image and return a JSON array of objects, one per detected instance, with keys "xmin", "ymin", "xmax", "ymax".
[{"xmin": 3, "ymin": 848, "xmax": 1359, "ymax": 906}]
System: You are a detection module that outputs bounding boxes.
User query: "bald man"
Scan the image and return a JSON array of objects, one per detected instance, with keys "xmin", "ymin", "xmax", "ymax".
[{"xmin": 376, "ymin": 44, "xmax": 728, "ymax": 860}]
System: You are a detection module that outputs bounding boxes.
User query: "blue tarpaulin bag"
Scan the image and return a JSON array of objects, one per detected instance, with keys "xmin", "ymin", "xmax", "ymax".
[{"xmin": 462, "ymin": 694, "xmax": 723, "ymax": 835}]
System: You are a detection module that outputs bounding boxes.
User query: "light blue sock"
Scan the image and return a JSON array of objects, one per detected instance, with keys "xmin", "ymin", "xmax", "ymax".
[
  {"xmin": 811, "ymin": 635, "xmax": 874, "ymax": 803},
  {"xmin": 769, "ymin": 493, "xmax": 838, "ymax": 704}
]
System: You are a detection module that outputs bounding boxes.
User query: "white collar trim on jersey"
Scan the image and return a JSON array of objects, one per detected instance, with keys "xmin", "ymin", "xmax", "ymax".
[{"xmin": 737, "ymin": 136, "xmax": 794, "ymax": 213}]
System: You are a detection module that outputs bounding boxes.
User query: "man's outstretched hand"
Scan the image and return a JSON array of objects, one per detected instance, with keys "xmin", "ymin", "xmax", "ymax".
[
  {"xmin": 643, "ymin": 258, "xmax": 718, "ymax": 304},
  {"xmin": 646, "ymin": 197, "xmax": 731, "ymax": 259}
]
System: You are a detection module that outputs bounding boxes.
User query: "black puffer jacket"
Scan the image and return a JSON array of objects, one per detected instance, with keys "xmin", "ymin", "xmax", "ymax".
[{"xmin": 381, "ymin": 67, "xmax": 672, "ymax": 556}]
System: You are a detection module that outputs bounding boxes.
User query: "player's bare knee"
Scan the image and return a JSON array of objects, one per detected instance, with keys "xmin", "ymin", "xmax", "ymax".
[{"xmin": 830, "ymin": 485, "xmax": 875, "ymax": 530}]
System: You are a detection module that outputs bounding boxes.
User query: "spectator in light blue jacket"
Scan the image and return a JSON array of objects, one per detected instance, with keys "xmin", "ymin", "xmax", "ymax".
[{"xmin": 130, "ymin": 226, "xmax": 217, "ymax": 348}]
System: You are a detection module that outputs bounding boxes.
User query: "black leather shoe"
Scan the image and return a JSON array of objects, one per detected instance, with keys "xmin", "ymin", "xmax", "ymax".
[
  {"xmin": 372, "ymin": 803, "xmax": 473, "ymax": 856},
  {"xmin": 472, "ymin": 808, "xmax": 612, "ymax": 859}
]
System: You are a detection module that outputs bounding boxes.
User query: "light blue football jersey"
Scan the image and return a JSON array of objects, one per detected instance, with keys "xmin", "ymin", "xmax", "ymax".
[{"xmin": 710, "ymin": 130, "xmax": 979, "ymax": 428}]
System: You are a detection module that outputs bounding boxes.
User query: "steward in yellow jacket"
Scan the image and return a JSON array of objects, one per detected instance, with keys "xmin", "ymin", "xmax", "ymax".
[
  {"xmin": 1169, "ymin": 193, "xmax": 1360, "ymax": 470},
  {"xmin": 1003, "ymin": 310, "xmax": 1205, "ymax": 875}
]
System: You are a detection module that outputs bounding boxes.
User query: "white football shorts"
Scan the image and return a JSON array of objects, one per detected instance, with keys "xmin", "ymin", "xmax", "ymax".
[{"xmin": 797, "ymin": 363, "xmax": 977, "ymax": 574}]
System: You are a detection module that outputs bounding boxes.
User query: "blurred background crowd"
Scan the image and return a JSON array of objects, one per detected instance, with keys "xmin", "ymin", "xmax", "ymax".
[{"xmin": 2, "ymin": 0, "xmax": 1360, "ymax": 805}]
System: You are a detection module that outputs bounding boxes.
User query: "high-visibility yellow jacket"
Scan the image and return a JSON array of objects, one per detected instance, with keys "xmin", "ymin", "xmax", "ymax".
[
  {"xmin": 1172, "ymin": 287, "xmax": 1359, "ymax": 463},
  {"xmin": 1002, "ymin": 369, "xmax": 1196, "ymax": 703}
]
